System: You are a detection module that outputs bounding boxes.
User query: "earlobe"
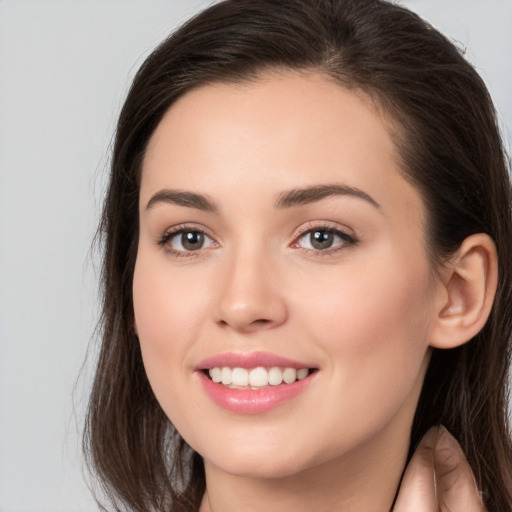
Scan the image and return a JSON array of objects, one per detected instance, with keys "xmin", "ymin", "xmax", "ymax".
[{"xmin": 429, "ymin": 234, "xmax": 498, "ymax": 349}]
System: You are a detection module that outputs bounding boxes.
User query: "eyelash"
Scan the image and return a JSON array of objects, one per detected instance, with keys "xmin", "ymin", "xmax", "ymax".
[
  {"xmin": 292, "ymin": 224, "xmax": 358, "ymax": 256},
  {"xmin": 157, "ymin": 225, "xmax": 217, "ymax": 258},
  {"xmin": 157, "ymin": 224, "xmax": 358, "ymax": 258}
]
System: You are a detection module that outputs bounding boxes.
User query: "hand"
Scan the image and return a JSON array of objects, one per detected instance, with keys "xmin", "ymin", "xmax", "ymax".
[{"xmin": 393, "ymin": 425, "xmax": 486, "ymax": 512}]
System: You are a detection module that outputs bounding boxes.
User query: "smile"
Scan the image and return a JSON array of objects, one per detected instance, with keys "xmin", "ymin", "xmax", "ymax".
[
  {"xmin": 208, "ymin": 366, "xmax": 310, "ymax": 388},
  {"xmin": 196, "ymin": 352, "xmax": 317, "ymax": 414}
]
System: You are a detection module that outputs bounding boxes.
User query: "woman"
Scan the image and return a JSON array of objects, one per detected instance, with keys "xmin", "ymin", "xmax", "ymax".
[{"xmin": 84, "ymin": 0, "xmax": 512, "ymax": 510}]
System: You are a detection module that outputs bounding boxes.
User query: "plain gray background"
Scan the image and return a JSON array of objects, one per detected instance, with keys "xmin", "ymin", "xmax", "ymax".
[{"xmin": 0, "ymin": 1, "xmax": 511, "ymax": 511}]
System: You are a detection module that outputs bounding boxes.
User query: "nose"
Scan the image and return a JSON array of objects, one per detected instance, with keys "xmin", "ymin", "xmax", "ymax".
[{"xmin": 214, "ymin": 250, "xmax": 288, "ymax": 333}]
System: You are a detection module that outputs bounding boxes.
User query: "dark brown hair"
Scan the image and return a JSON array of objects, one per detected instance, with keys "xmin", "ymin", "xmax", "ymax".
[{"xmin": 84, "ymin": 0, "xmax": 512, "ymax": 510}]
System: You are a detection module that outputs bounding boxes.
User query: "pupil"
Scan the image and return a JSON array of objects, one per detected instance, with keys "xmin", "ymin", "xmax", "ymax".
[
  {"xmin": 311, "ymin": 230, "xmax": 333, "ymax": 249},
  {"xmin": 182, "ymin": 231, "xmax": 204, "ymax": 250}
]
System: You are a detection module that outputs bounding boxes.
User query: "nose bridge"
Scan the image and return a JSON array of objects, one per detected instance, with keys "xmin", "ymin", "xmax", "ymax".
[{"xmin": 215, "ymin": 239, "xmax": 287, "ymax": 332}]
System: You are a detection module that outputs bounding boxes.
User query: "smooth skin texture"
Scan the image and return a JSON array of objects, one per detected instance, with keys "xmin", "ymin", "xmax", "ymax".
[
  {"xmin": 133, "ymin": 73, "xmax": 496, "ymax": 511},
  {"xmin": 395, "ymin": 426, "xmax": 485, "ymax": 511}
]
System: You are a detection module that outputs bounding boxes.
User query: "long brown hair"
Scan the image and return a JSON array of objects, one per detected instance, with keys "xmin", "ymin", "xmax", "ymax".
[{"xmin": 84, "ymin": 0, "xmax": 512, "ymax": 510}]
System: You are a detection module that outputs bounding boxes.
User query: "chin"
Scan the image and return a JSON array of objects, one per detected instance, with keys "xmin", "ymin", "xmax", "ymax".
[
  {"xmin": 198, "ymin": 434, "xmax": 325, "ymax": 480},
  {"xmin": 207, "ymin": 454, "xmax": 309, "ymax": 480}
]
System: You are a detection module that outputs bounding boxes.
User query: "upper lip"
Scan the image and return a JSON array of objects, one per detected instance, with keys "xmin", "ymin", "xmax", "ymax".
[{"xmin": 196, "ymin": 351, "xmax": 313, "ymax": 370}]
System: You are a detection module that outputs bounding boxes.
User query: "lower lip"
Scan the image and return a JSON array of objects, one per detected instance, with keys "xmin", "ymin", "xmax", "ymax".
[{"xmin": 197, "ymin": 371, "xmax": 315, "ymax": 414}]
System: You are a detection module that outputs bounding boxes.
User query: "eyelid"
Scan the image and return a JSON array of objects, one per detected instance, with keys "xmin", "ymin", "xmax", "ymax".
[
  {"xmin": 290, "ymin": 222, "xmax": 359, "ymax": 254},
  {"xmin": 294, "ymin": 220, "xmax": 356, "ymax": 238},
  {"xmin": 157, "ymin": 223, "xmax": 219, "ymax": 256},
  {"xmin": 156, "ymin": 221, "xmax": 358, "ymax": 258}
]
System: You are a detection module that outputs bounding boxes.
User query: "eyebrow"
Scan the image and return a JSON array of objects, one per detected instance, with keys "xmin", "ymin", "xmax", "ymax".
[
  {"xmin": 145, "ymin": 183, "xmax": 380, "ymax": 213},
  {"xmin": 146, "ymin": 189, "xmax": 217, "ymax": 212},
  {"xmin": 275, "ymin": 184, "xmax": 381, "ymax": 209}
]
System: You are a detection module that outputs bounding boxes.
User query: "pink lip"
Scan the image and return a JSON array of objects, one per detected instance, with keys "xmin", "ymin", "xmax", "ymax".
[
  {"xmin": 196, "ymin": 351, "xmax": 311, "ymax": 370},
  {"xmin": 197, "ymin": 371, "xmax": 315, "ymax": 414},
  {"xmin": 195, "ymin": 351, "xmax": 317, "ymax": 414}
]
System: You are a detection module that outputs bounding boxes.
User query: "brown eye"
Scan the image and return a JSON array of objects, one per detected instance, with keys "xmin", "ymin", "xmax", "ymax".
[
  {"xmin": 295, "ymin": 228, "xmax": 356, "ymax": 252},
  {"xmin": 179, "ymin": 231, "xmax": 205, "ymax": 251},
  {"xmin": 309, "ymin": 230, "xmax": 335, "ymax": 250},
  {"xmin": 163, "ymin": 230, "xmax": 215, "ymax": 253}
]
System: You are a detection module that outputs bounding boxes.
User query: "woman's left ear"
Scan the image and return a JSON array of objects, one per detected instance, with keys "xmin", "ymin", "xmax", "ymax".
[{"xmin": 429, "ymin": 233, "xmax": 498, "ymax": 349}]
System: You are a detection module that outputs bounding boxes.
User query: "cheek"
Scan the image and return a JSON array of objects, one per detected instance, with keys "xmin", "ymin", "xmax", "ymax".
[
  {"xmin": 298, "ymin": 250, "xmax": 432, "ymax": 344},
  {"xmin": 132, "ymin": 252, "xmax": 211, "ymax": 433},
  {"xmin": 293, "ymin": 247, "xmax": 433, "ymax": 418},
  {"xmin": 132, "ymin": 249, "xmax": 209, "ymax": 414},
  {"xmin": 133, "ymin": 254, "xmax": 207, "ymax": 356}
]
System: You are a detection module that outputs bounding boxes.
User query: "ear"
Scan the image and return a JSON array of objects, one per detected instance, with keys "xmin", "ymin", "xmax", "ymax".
[{"xmin": 429, "ymin": 233, "xmax": 498, "ymax": 349}]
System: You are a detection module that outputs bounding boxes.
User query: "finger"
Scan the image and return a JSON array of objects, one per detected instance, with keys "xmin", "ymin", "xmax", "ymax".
[
  {"xmin": 393, "ymin": 426, "xmax": 439, "ymax": 512},
  {"xmin": 434, "ymin": 426, "xmax": 486, "ymax": 512}
]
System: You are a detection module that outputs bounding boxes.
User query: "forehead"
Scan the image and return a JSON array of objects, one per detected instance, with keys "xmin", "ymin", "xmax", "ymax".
[
  {"xmin": 146, "ymin": 73, "xmax": 394, "ymax": 152},
  {"xmin": 141, "ymin": 72, "xmax": 424, "ymax": 228}
]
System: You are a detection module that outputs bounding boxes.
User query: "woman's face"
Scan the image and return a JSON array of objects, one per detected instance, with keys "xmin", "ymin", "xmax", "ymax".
[{"xmin": 133, "ymin": 73, "xmax": 441, "ymax": 480}]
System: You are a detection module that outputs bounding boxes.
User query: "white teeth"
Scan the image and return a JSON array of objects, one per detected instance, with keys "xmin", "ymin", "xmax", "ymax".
[
  {"xmin": 208, "ymin": 366, "xmax": 310, "ymax": 388},
  {"xmin": 221, "ymin": 367, "xmax": 232, "ymax": 385},
  {"xmin": 231, "ymin": 367, "xmax": 249, "ymax": 386},
  {"xmin": 297, "ymin": 368, "xmax": 309, "ymax": 380},
  {"xmin": 268, "ymin": 367, "xmax": 283, "ymax": 385},
  {"xmin": 249, "ymin": 367, "xmax": 269, "ymax": 387},
  {"xmin": 282, "ymin": 367, "xmax": 297, "ymax": 384},
  {"xmin": 210, "ymin": 367, "xmax": 222, "ymax": 383}
]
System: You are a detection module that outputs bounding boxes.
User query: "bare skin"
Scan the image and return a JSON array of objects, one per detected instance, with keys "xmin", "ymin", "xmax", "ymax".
[
  {"xmin": 199, "ymin": 427, "xmax": 487, "ymax": 511},
  {"xmin": 394, "ymin": 426, "xmax": 486, "ymax": 511},
  {"xmin": 134, "ymin": 72, "xmax": 495, "ymax": 512}
]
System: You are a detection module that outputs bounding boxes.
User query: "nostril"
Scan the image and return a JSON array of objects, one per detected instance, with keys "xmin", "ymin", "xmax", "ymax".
[
  {"xmin": 215, "ymin": 291, "xmax": 288, "ymax": 332},
  {"xmin": 217, "ymin": 317, "xmax": 271, "ymax": 330}
]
